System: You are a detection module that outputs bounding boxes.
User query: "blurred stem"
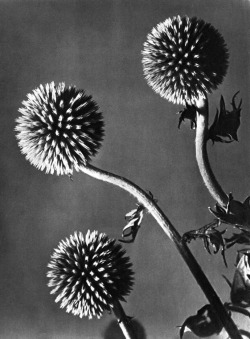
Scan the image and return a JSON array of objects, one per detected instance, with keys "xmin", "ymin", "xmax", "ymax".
[
  {"xmin": 239, "ymin": 330, "xmax": 250, "ymax": 339},
  {"xmin": 225, "ymin": 303, "xmax": 250, "ymax": 319},
  {"xmin": 112, "ymin": 299, "xmax": 136, "ymax": 339},
  {"xmin": 195, "ymin": 96, "xmax": 228, "ymax": 207},
  {"xmin": 80, "ymin": 164, "xmax": 242, "ymax": 339}
]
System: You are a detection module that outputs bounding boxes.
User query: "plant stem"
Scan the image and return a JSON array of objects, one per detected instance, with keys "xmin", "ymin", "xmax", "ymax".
[
  {"xmin": 225, "ymin": 303, "xmax": 250, "ymax": 319},
  {"xmin": 80, "ymin": 163, "xmax": 242, "ymax": 339},
  {"xmin": 195, "ymin": 96, "xmax": 228, "ymax": 207},
  {"xmin": 112, "ymin": 299, "xmax": 136, "ymax": 339}
]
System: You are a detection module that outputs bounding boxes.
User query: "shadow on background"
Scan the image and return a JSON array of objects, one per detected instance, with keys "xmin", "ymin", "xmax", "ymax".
[{"xmin": 103, "ymin": 319, "xmax": 147, "ymax": 339}]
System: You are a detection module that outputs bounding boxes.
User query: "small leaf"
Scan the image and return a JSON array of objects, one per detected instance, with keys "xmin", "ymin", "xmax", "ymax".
[
  {"xmin": 177, "ymin": 103, "xmax": 197, "ymax": 129},
  {"xmin": 119, "ymin": 191, "xmax": 157, "ymax": 243},
  {"xmin": 208, "ymin": 92, "xmax": 241, "ymax": 143},
  {"xmin": 119, "ymin": 204, "xmax": 145, "ymax": 243},
  {"xmin": 182, "ymin": 220, "xmax": 227, "ymax": 266},
  {"xmin": 125, "ymin": 209, "xmax": 138, "ymax": 218}
]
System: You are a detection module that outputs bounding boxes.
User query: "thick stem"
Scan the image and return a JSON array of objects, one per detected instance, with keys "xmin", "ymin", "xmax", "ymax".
[
  {"xmin": 112, "ymin": 299, "xmax": 136, "ymax": 339},
  {"xmin": 195, "ymin": 96, "xmax": 228, "ymax": 207},
  {"xmin": 80, "ymin": 163, "xmax": 242, "ymax": 339}
]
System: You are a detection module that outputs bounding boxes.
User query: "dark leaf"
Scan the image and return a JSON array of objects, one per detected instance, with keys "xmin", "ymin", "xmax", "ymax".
[
  {"xmin": 177, "ymin": 103, "xmax": 197, "ymax": 129},
  {"xmin": 209, "ymin": 193, "xmax": 250, "ymax": 230},
  {"xmin": 180, "ymin": 304, "xmax": 223, "ymax": 338},
  {"xmin": 225, "ymin": 229, "xmax": 250, "ymax": 249},
  {"xmin": 208, "ymin": 92, "xmax": 242, "ymax": 143}
]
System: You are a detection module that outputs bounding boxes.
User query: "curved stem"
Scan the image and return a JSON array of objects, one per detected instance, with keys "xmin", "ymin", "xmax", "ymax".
[
  {"xmin": 80, "ymin": 163, "xmax": 242, "ymax": 339},
  {"xmin": 112, "ymin": 299, "xmax": 136, "ymax": 339},
  {"xmin": 195, "ymin": 96, "xmax": 228, "ymax": 207}
]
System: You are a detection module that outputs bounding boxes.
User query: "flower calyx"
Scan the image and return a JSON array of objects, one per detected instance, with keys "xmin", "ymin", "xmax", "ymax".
[{"xmin": 208, "ymin": 92, "xmax": 242, "ymax": 143}]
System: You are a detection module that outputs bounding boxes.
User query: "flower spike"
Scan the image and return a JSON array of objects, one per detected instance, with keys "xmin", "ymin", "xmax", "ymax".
[
  {"xmin": 16, "ymin": 82, "xmax": 104, "ymax": 176},
  {"xmin": 142, "ymin": 16, "xmax": 229, "ymax": 105},
  {"xmin": 47, "ymin": 230, "xmax": 134, "ymax": 319}
]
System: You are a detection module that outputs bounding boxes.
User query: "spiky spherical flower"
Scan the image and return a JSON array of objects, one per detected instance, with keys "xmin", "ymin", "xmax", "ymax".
[
  {"xmin": 142, "ymin": 16, "xmax": 229, "ymax": 105},
  {"xmin": 47, "ymin": 230, "xmax": 134, "ymax": 319},
  {"xmin": 15, "ymin": 82, "xmax": 104, "ymax": 175}
]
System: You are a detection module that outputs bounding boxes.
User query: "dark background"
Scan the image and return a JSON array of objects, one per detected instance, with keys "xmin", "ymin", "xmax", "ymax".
[{"xmin": 0, "ymin": 0, "xmax": 249, "ymax": 338}]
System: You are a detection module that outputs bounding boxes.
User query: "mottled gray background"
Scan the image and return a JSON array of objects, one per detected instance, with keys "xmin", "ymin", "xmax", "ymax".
[{"xmin": 0, "ymin": 0, "xmax": 249, "ymax": 338}]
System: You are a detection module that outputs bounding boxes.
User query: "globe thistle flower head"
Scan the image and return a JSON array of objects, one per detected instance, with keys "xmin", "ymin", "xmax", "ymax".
[
  {"xmin": 15, "ymin": 82, "xmax": 104, "ymax": 175},
  {"xmin": 142, "ymin": 16, "xmax": 229, "ymax": 105},
  {"xmin": 47, "ymin": 230, "xmax": 134, "ymax": 319}
]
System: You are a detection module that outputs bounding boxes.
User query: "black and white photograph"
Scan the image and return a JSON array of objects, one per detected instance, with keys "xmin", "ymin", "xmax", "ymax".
[{"xmin": 0, "ymin": 0, "xmax": 249, "ymax": 338}]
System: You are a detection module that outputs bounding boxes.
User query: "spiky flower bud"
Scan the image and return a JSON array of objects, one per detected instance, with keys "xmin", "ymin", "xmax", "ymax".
[
  {"xmin": 142, "ymin": 16, "xmax": 229, "ymax": 105},
  {"xmin": 15, "ymin": 82, "xmax": 104, "ymax": 175},
  {"xmin": 47, "ymin": 230, "xmax": 134, "ymax": 319}
]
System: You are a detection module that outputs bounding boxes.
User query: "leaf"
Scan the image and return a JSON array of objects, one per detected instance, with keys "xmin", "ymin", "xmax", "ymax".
[
  {"xmin": 182, "ymin": 220, "xmax": 227, "ymax": 266},
  {"xmin": 208, "ymin": 92, "xmax": 242, "ymax": 143},
  {"xmin": 209, "ymin": 193, "xmax": 250, "ymax": 230},
  {"xmin": 119, "ymin": 204, "xmax": 145, "ymax": 243},
  {"xmin": 180, "ymin": 305, "xmax": 223, "ymax": 338},
  {"xmin": 225, "ymin": 230, "xmax": 250, "ymax": 249},
  {"xmin": 119, "ymin": 191, "xmax": 156, "ymax": 243},
  {"xmin": 177, "ymin": 103, "xmax": 197, "ymax": 129}
]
